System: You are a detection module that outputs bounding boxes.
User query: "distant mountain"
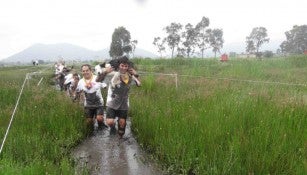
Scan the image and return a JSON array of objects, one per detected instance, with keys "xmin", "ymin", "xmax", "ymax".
[
  {"xmin": 133, "ymin": 48, "xmax": 158, "ymax": 58},
  {"xmin": 1, "ymin": 40, "xmax": 281, "ymax": 63},
  {"xmin": 1, "ymin": 43, "xmax": 158, "ymax": 63}
]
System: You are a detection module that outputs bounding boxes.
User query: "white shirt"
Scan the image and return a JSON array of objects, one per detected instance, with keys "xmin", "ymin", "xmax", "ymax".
[{"xmin": 76, "ymin": 75, "xmax": 107, "ymax": 107}]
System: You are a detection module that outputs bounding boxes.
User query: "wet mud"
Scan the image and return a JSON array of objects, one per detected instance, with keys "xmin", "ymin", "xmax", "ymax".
[{"xmin": 72, "ymin": 118, "xmax": 163, "ymax": 175}]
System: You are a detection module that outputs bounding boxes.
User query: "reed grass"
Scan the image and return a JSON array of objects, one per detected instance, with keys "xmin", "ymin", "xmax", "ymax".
[
  {"xmin": 0, "ymin": 66, "xmax": 87, "ymax": 174},
  {"xmin": 1, "ymin": 56, "xmax": 306, "ymax": 174},
  {"xmin": 130, "ymin": 55, "xmax": 307, "ymax": 174}
]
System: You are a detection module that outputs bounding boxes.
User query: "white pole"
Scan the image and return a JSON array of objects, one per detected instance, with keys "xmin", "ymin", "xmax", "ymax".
[{"xmin": 37, "ymin": 77, "xmax": 44, "ymax": 86}]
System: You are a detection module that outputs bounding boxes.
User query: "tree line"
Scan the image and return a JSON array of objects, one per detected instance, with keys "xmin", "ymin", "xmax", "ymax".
[
  {"xmin": 279, "ymin": 25, "xmax": 307, "ymax": 55},
  {"xmin": 245, "ymin": 25, "xmax": 307, "ymax": 58},
  {"xmin": 108, "ymin": 17, "xmax": 224, "ymax": 59},
  {"xmin": 153, "ymin": 17, "xmax": 224, "ymax": 58},
  {"xmin": 108, "ymin": 20, "xmax": 306, "ymax": 59}
]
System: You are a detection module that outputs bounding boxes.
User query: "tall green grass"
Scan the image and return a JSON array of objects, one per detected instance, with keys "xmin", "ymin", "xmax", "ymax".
[
  {"xmin": 0, "ymin": 66, "xmax": 87, "ymax": 174},
  {"xmin": 130, "ymin": 55, "xmax": 307, "ymax": 174},
  {"xmin": 1, "ymin": 56, "xmax": 306, "ymax": 174},
  {"xmin": 134, "ymin": 55, "xmax": 307, "ymax": 84}
]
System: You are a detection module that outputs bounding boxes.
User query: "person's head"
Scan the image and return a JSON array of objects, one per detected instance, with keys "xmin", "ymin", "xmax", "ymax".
[
  {"xmin": 118, "ymin": 56, "xmax": 130, "ymax": 74},
  {"xmin": 72, "ymin": 73, "xmax": 80, "ymax": 81},
  {"xmin": 81, "ymin": 64, "xmax": 92, "ymax": 79},
  {"xmin": 63, "ymin": 67, "xmax": 70, "ymax": 73}
]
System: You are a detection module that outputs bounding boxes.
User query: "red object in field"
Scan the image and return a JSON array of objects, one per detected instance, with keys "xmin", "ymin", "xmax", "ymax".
[
  {"xmin": 220, "ymin": 53, "xmax": 228, "ymax": 62},
  {"xmin": 304, "ymin": 50, "xmax": 307, "ymax": 55}
]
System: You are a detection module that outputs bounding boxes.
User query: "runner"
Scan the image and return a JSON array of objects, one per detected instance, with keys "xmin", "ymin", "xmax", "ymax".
[
  {"xmin": 105, "ymin": 56, "xmax": 141, "ymax": 138},
  {"xmin": 76, "ymin": 64, "xmax": 112, "ymax": 133}
]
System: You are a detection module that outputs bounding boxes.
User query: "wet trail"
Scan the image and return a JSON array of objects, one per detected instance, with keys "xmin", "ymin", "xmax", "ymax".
[{"xmin": 72, "ymin": 118, "xmax": 163, "ymax": 175}]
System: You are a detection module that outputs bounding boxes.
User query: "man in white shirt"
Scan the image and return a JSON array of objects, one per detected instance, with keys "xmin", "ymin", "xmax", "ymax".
[{"xmin": 76, "ymin": 64, "xmax": 112, "ymax": 133}]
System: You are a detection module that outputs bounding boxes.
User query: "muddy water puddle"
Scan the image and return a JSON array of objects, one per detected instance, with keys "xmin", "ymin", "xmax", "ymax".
[{"xmin": 72, "ymin": 119, "xmax": 164, "ymax": 175}]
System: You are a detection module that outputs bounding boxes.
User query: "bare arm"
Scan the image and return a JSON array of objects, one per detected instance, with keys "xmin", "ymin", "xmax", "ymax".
[
  {"xmin": 96, "ymin": 67, "xmax": 113, "ymax": 82},
  {"xmin": 129, "ymin": 68, "xmax": 141, "ymax": 86}
]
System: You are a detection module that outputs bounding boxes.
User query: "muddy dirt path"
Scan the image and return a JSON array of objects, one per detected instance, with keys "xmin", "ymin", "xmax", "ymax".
[{"xmin": 72, "ymin": 118, "xmax": 164, "ymax": 175}]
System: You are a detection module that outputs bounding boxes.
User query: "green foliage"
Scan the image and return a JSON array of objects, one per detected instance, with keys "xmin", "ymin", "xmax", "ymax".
[
  {"xmin": 195, "ymin": 16, "xmax": 211, "ymax": 59},
  {"xmin": 164, "ymin": 23, "xmax": 183, "ymax": 58},
  {"xmin": 0, "ymin": 158, "xmax": 78, "ymax": 175},
  {"xmin": 109, "ymin": 26, "xmax": 132, "ymax": 58},
  {"xmin": 140, "ymin": 75, "xmax": 156, "ymax": 94},
  {"xmin": 1, "ymin": 57, "xmax": 307, "ymax": 174},
  {"xmin": 281, "ymin": 25, "xmax": 307, "ymax": 54},
  {"xmin": 131, "ymin": 56, "xmax": 307, "ymax": 174},
  {"xmin": 181, "ymin": 23, "xmax": 198, "ymax": 58},
  {"xmin": 246, "ymin": 27, "xmax": 270, "ymax": 57},
  {"xmin": 263, "ymin": 50, "xmax": 274, "ymax": 58},
  {"xmin": 287, "ymin": 54, "xmax": 307, "ymax": 68},
  {"xmin": 209, "ymin": 28, "xmax": 224, "ymax": 57},
  {"xmin": 0, "ymin": 66, "xmax": 87, "ymax": 174},
  {"xmin": 156, "ymin": 16, "xmax": 225, "ymax": 59},
  {"xmin": 153, "ymin": 37, "xmax": 166, "ymax": 58}
]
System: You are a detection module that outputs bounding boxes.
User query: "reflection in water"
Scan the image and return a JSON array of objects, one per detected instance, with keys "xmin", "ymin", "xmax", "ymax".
[{"xmin": 72, "ymin": 119, "xmax": 162, "ymax": 175}]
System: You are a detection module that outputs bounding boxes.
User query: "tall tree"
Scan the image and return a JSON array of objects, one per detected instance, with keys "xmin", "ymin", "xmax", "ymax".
[
  {"xmin": 280, "ymin": 25, "xmax": 307, "ymax": 54},
  {"xmin": 209, "ymin": 29, "xmax": 224, "ymax": 58},
  {"xmin": 246, "ymin": 27, "xmax": 270, "ymax": 58},
  {"xmin": 279, "ymin": 41, "xmax": 288, "ymax": 55},
  {"xmin": 153, "ymin": 37, "xmax": 166, "ymax": 58},
  {"xmin": 176, "ymin": 47, "xmax": 186, "ymax": 58},
  {"xmin": 246, "ymin": 40, "xmax": 256, "ymax": 55},
  {"xmin": 182, "ymin": 23, "xmax": 198, "ymax": 58},
  {"xmin": 195, "ymin": 16, "xmax": 210, "ymax": 58},
  {"xmin": 164, "ymin": 22, "xmax": 182, "ymax": 58},
  {"xmin": 109, "ymin": 26, "xmax": 131, "ymax": 58}
]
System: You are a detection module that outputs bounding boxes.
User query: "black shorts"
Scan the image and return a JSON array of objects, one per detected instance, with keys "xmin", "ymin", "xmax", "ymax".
[
  {"xmin": 84, "ymin": 106, "xmax": 104, "ymax": 118},
  {"xmin": 106, "ymin": 107, "xmax": 128, "ymax": 119}
]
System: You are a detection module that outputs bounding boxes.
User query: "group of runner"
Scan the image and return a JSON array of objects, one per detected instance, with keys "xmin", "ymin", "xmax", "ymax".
[{"xmin": 56, "ymin": 56, "xmax": 141, "ymax": 138}]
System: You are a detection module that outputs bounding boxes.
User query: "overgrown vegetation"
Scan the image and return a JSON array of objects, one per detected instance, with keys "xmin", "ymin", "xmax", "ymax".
[
  {"xmin": 1, "ymin": 56, "xmax": 307, "ymax": 174},
  {"xmin": 0, "ymin": 66, "xmax": 87, "ymax": 174},
  {"xmin": 130, "ymin": 55, "xmax": 307, "ymax": 174}
]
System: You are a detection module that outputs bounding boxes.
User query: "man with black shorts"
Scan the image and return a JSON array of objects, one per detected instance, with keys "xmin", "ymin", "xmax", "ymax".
[
  {"xmin": 76, "ymin": 64, "xmax": 112, "ymax": 133},
  {"xmin": 106, "ymin": 56, "xmax": 141, "ymax": 138}
]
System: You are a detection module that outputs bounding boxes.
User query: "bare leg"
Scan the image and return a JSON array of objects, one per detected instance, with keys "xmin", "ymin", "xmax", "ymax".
[
  {"xmin": 106, "ymin": 118, "xmax": 116, "ymax": 135},
  {"xmin": 96, "ymin": 114, "xmax": 106, "ymax": 129},
  {"xmin": 118, "ymin": 118, "xmax": 126, "ymax": 138}
]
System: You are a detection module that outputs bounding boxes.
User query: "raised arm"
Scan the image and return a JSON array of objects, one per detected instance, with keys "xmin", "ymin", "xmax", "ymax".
[
  {"xmin": 96, "ymin": 67, "xmax": 113, "ymax": 82},
  {"xmin": 129, "ymin": 68, "xmax": 141, "ymax": 87}
]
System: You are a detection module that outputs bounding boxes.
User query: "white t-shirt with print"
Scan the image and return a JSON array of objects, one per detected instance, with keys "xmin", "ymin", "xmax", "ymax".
[{"xmin": 76, "ymin": 75, "xmax": 107, "ymax": 107}]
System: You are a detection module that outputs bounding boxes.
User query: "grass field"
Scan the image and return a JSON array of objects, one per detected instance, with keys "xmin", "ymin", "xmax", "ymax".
[
  {"xmin": 130, "ymin": 55, "xmax": 307, "ymax": 174},
  {"xmin": 0, "ymin": 65, "xmax": 87, "ymax": 174},
  {"xmin": 0, "ymin": 55, "xmax": 306, "ymax": 174}
]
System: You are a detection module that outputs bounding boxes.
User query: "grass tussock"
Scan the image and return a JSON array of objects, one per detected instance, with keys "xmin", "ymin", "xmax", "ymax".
[
  {"xmin": 0, "ymin": 66, "xmax": 87, "ymax": 174},
  {"xmin": 130, "ymin": 55, "xmax": 307, "ymax": 174},
  {"xmin": 1, "ymin": 56, "xmax": 307, "ymax": 174}
]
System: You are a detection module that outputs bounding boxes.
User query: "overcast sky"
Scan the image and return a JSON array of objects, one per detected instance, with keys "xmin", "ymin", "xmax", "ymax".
[{"xmin": 0, "ymin": 0, "xmax": 306, "ymax": 60}]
